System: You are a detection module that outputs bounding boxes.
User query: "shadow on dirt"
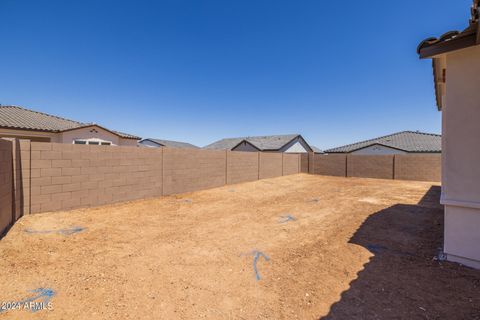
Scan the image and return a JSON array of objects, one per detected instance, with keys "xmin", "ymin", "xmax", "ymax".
[{"xmin": 320, "ymin": 186, "xmax": 480, "ymax": 319}]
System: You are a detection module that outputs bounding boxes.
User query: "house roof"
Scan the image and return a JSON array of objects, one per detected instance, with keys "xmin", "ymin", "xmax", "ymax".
[
  {"xmin": 0, "ymin": 105, "xmax": 140, "ymax": 139},
  {"xmin": 417, "ymin": 1, "xmax": 480, "ymax": 110},
  {"xmin": 139, "ymin": 138, "xmax": 199, "ymax": 149},
  {"xmin": 204, "ymin": 134, "xmax": 309, "ymax": 151},
  {"xmin": 311, "ymin": 146, "xmax": 323, "ymax": 153},
  {"xmin": 417, "ymin": 1, "xmax": 479, "ymax": 59},
  {"xmin": 325, "ymin": 131, "xmax": 441, "ymax": 153}
]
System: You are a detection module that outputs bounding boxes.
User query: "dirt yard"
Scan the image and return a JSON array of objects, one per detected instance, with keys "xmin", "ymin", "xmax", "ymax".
[{"xmin": 0, "ymin": 174, "xmax": 478, "ymax": 319}]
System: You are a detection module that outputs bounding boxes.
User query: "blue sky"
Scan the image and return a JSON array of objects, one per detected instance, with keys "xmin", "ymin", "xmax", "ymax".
[{"xmin": 0, "ymin": 0, "xmax": 471, "ymax": 149}]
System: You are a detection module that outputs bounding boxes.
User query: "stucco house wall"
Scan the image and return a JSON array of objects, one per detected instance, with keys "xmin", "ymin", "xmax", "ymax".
[
  {"xmin": 0, "ymin": 126, "xmax": 137, "ymax": 146},
  {"xmin": 60, "ymin": 126, "xmax": 122, "ymax": 145},
  {"xmin": 441, "ymin": 45, "xmax": 480, "ymax": 268},
  {"xmin": 283, "ymin": 141, "xmax": 309, "ymax": 153},
  {"xmin": 279, "ymin": 136, "xmax": 311, "ymax": 153},
  {"xmin": 0, "ymin": 128, "xmax": 58, "ymax": 142},
  {"xmin": 351, "ymin": 144, "xmax": 407, "ymax": 155}
]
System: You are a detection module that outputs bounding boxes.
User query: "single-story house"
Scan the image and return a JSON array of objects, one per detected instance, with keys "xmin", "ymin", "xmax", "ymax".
[
  {"xmin": 325, "ymin": 131, "xmax": 441, "ymax": 155},
  {"xmin": 0, "ymin": 105, "xmax": 140, "ymax": 146},
  {"xmin": 204, "ymin": 134, "xmax": 313, "ymax": 153},
  {"xmin": 418, "ymin": 0, "xmax": 480, "ymax": 268},
  {"xmin": 138, "ymin": 138, "xmax": 199, "ymax": 149}
]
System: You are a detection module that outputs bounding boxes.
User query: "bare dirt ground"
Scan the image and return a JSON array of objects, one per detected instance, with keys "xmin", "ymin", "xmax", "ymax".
[{"xmin": 0, "ymin": 174, "xmax": 479, "ymax": 319}]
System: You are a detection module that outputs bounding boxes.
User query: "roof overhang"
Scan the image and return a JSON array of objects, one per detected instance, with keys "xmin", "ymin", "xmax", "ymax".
[
  {"xmin": 418, "ymin": 26, "xmax": 479, "ymax": 59},
  {"xmin": 417, "ymin": 1, "xmax": 480, "ymax": 111}
]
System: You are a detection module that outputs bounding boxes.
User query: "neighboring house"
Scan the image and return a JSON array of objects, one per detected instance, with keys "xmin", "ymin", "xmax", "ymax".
[
  {"xmin": 138, "ymin": 138, "xmax": 199, "ymax": 149},
  {"xmin": 0, "ymin": 105, "xmax": 140, "ymax": 146},
  {"xmin": 418, "ymin": 0, "xmax": 480, "ymax": 268},
  {"xmin": 311, "ymin": 146, "xmax": 324, "ymax": 154},
  {"xmin": 204, "ymin": 134, "xmax": 313, "ymax": 153},
  {"xmin": 325, "ymin": 131, "xmax": 441, "ymax": 155}
]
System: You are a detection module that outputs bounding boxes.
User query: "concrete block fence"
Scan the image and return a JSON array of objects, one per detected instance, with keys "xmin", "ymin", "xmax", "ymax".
[
  {"xmin": 8, "ymin": 140, "xmax": 302, "ymax": 217},
  {"xmin": 0, "ymin": 138, "xmax": 440, "ymax": 235},
  {"xmin": 302, "ymin": 153, "xmax": 441, "ymax": 182},
  {"xmin": 0, "ymin": 139, "xmax": 13, "ymax": 236}
]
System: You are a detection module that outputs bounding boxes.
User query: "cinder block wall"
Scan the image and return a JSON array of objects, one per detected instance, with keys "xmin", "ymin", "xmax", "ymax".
[
  {"xmin": 163, "ymin": 148, "xmax": 226, "ymax": 196},
  {"xmin": 347, "ymin": 155, "xmax": 394, "ymax": 179},
  {"xmin": 283, "ymin": 154, "xmax": 300, "ymax": 176},
  {"xmin": 0, "ymin": 139, "xmax": 13, "ymax": 235},
  {"xmin": 226, "ymin": 151, "xmax": 259, "ymax": 184},
  {"xmin": 14, "ymin": 140, "xmax": 31, "ymax": 218},
  {"xmin": 312, "ymin": 154, "xmax": 347, "ymax": 177},
  {"xmin": 30, "ymin": 143, "xmax": 163, "ymax": 213},
  {"xmin": 259, "ymin": 153, "xmax": 283, "ymax": 179},
  {"xmin": 22, "ymin": 142, "xmax": 301, "ymax": 214},
  {"xmin": 300, "ymin": 153, "xmax": 309, "ymax": 173},
  {"xmin": 394, "ymin": 155, "xmax": 441, "ymax": 182},
  {"xmin": 309, "ymin": 153, "xmax": 441, "ymax": 182}
]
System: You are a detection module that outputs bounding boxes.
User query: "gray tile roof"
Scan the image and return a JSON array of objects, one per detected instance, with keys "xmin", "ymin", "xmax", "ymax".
[
  {"xmin": 325, "ymin": 131, "xmax": 441, "ymax": 153},
  {"xmin": 204, "ymin": 134, "xmax": 300, "ymax": 151},
  {"xmin": 0, "ymin": 105, "xmax": 140, "ymax": 139},
  {"xmin": 311, "ymin": 146, "xmax": 323, "ymax": 153},
  {"xmin": 140, "ymin": 138, "xmax": 199, "ymax": 149}
]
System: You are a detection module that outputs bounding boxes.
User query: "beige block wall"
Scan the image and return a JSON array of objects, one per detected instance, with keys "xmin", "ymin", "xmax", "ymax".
[
  {"xmin": 312, "ymin": 154, "xmax": 347, "ymax": 177},
  {"xmin": 347, "ymin": 155, "xmax": 394, "ymax": 179},
  {"xmin": 30, "ymin": 142, "xmax": 163, "ymax": 213},
  {"xmin": 300, "ymin": 153, "xmax": 309, "ymax": 173},
  {"xmin": 394, "ymin": 154, "xmax": 441, "ymax": 182},
  {"xmin": 226, "ymin": 151, "xmax": 259, "ymax": 184},
  {"xmin": 15, "ymin": 140, "xmax": 31, "ymax": 217},
  {"xmin": 259, "ymin": 153, "xmax": 283, "ymax": 179},
  {"xmin": 282, "ymin": 154, "xmax": 300, "ymax": 176},
  {"xmin": 163, "ymin": 148, "xmax": 226, "ymax": 196},
  {"xmin": 1, "ymin": 139, "xmax": 442, "ymax": 219},
  {"xmin": 0, "ymin": 139, "xmax": 13, "ymax": 235},
  {"xmin": 25, "ymin": 144, "xmax": 300, "ymax": 214}
]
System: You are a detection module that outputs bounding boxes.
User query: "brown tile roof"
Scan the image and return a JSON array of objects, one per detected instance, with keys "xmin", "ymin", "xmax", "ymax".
[
  {"xmin": 0, "ymin": 105, "xmax": 140, "ymax": 139},
  {"xmin": 418, "ymin": 1, "xmax": 479, "ymax": 58}
]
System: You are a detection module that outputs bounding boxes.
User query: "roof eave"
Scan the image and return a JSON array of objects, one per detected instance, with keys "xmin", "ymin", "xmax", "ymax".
[
  {"xmin": 0, "ymin": 125, "xmax": 61, "ymax": 133},
  {"xmin": 419, "ymin": 31, "xmax": 478, "ymax": 59}
]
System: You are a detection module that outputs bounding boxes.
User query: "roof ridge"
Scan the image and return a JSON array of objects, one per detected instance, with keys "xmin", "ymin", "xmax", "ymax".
[
  {"xmin": 403, "ymin": 130, "xmax": 441, "ymax": 137},
  {"xmin": 0, "ymin": 105, "xmax": 85, "ymax": 126}
]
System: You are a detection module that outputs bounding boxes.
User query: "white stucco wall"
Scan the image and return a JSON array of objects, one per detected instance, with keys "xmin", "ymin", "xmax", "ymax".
[
  {"xmin": 60, "ymin": 126, "xmax": 122, "ymax": 145},
  {"xmin": 441, "ymin": 45, "xmax": 480, "ymax": 268},
  {"xmin": 351, "ymin": 144, "xmax": 407, "ymax": 155},
  {"xmin": 284, "ymin": 141, "xmax": 308, "ymax": 153}
]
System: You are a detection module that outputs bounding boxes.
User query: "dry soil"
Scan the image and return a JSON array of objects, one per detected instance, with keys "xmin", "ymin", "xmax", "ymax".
[{"xmin": 0, "ymin": 174, "xmax": 479, "ymax": 319}]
